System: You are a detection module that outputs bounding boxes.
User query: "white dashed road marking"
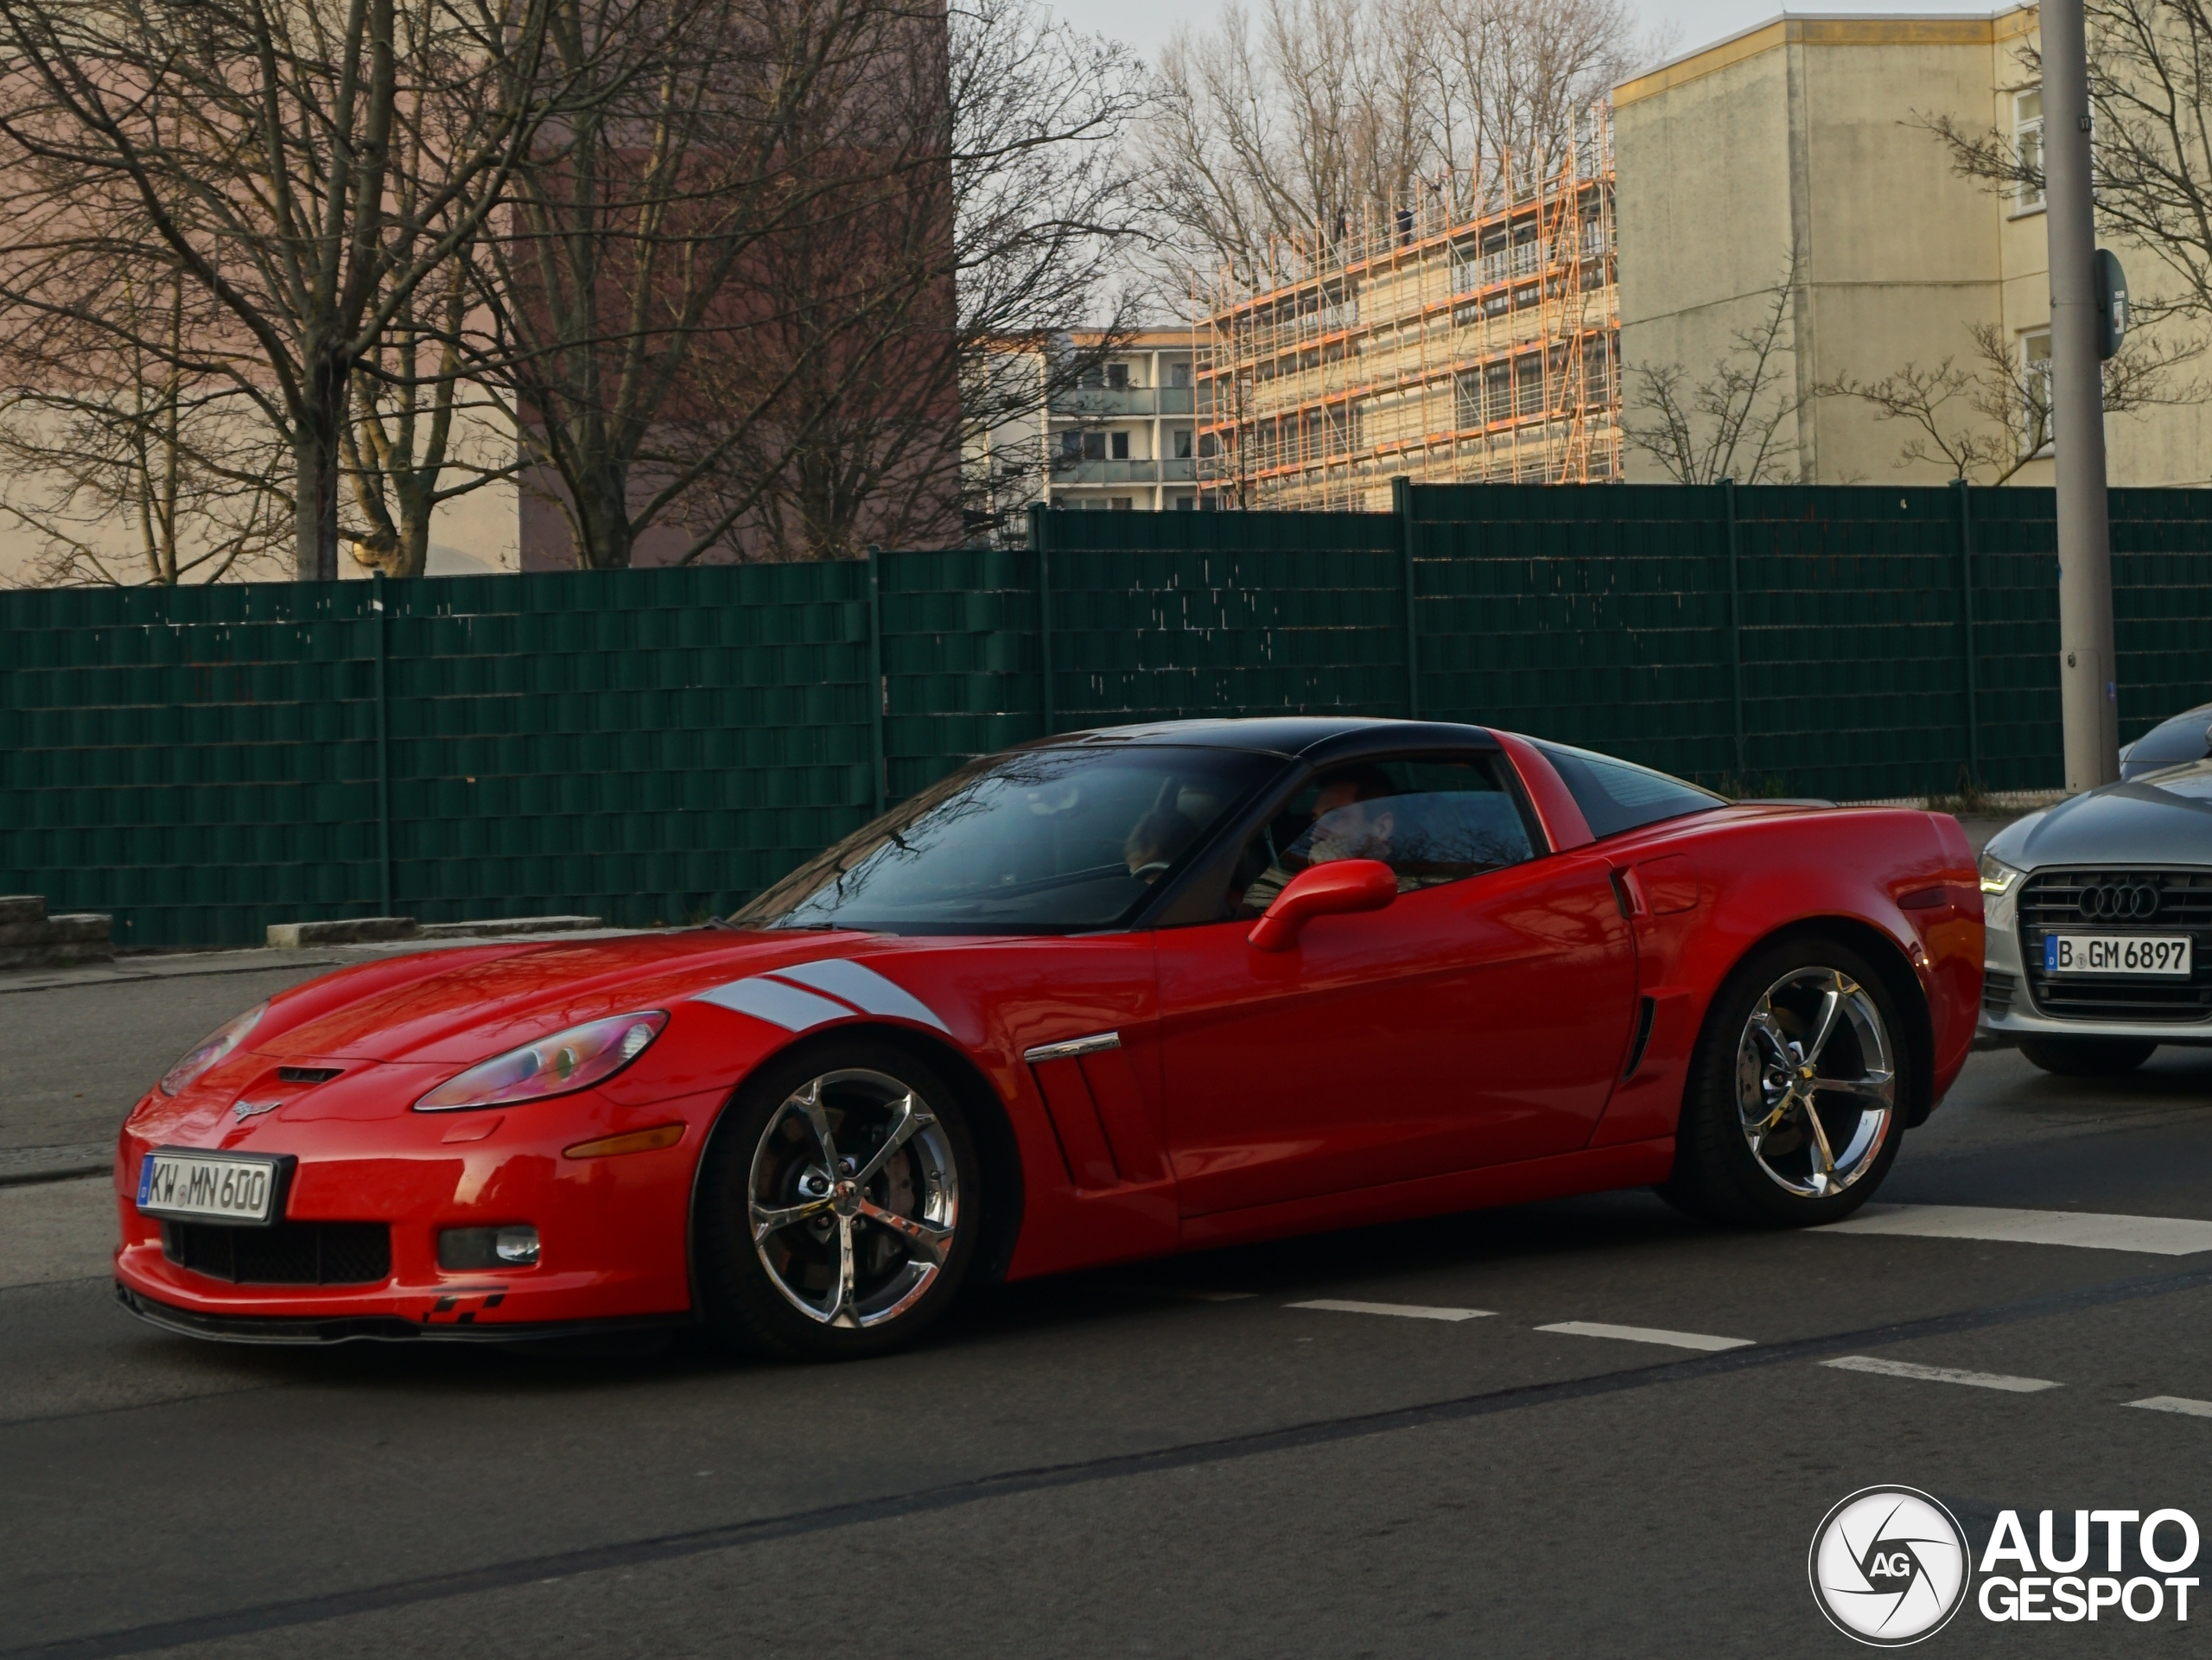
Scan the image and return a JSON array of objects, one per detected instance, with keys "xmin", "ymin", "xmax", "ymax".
[
  {"xmin": 1535, "ymin": 1321, "xmax": 1752, "ymax": 1352},
  {"xmin": 1288, "ymin": 1299, "xmax": 1495, "ymax": 1322},
  {"xmin": 1821, "ymin": 1355, "xmax": 2060, "ymax": 1392},
  {"xmin": 1155, "ymin": 1288, "xmax": 1257, "ymax": 1302},
  {"xmin": 2127, "ymin": 1396, "xmax": 2212, "ymax": 1418},
  {"xmin": 1821, "ymin": 1204, "xmax": 2212, "ymax": 1256}
]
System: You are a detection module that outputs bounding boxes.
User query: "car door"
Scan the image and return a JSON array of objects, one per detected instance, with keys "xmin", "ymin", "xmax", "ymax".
[{"xmin": 1154, "ymin": 754, "xmax": 1640, "ymax": 1218}]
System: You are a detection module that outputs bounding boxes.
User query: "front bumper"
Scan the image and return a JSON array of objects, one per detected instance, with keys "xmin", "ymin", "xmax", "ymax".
[
  {"xmin": 1981, "ymin": 909, "xmax": 2212, "ymax": 1045},
  {"xmin": 112, "ymin": 1074, "xmax": 729, "ymax": 1339}
]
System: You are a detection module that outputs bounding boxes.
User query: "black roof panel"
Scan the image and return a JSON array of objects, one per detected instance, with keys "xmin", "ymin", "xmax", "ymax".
[{"xmin": 1040, "ymin": 716, "xmax": 1498, "ymax": 759}]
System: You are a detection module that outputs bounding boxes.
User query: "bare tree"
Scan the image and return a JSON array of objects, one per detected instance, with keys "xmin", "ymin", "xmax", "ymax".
[
  {"xmin": 1140, "ymin": 0, "xmax": 1645, "ymax": 296},
  {"xmin": 1620, "ymin": 258, "xmax": 1803, "ymax": 484},
  {"xmin": 0, "ymin": 267, "xmax": 289, "ymax": 585},
  {"xmin": 1924, "ymin": 0, "xmax": 2212, "ymax": 328},
  {"xmin": 0, "ymin": 0, "xmax": 607, "ymax": 580},
  {"xmin": 478, "ymin": 0, "xmax": 1147, "ymax": 567},
  {"xmin": 1821, "ymin": 321, "xmax": 2198, "ymax": 484},
  {"xmin": 471, "ymin": 0, "xmax": 944, "ymax": 569}
]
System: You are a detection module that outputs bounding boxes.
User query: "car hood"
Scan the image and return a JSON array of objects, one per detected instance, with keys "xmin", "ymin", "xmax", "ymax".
[
  {"xmin": 252, "ymin": 929, "xmax": 893, "ymax": 1065},
  {"xmin": 1990, "ymin": 763, "xmax": 2212, "ymax": 870}
]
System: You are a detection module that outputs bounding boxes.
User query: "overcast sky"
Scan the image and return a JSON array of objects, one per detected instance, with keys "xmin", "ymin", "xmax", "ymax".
[{"xmin": 1057, "ymin": 0, "xmax": 2005, "ymax": 78}]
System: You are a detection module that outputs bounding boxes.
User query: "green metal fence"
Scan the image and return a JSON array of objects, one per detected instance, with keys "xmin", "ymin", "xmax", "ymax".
[{"xmin": 7, "ymin": 482, "xmax": 2212, "ymax": 948}]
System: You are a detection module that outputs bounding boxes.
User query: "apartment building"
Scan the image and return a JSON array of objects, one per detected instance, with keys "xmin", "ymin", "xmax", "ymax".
[
  {"xmin": 1613, "ymin": 8, "xmax": 2212, "ymax": 487},
  {"xmin": 1040, "ymin": 329, "xmax": 1202, "ymax": 512}
]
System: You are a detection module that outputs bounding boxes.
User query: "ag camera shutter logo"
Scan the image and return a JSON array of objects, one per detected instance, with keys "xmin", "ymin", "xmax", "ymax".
[{"xmin": 1809, "ymin": 1486, "xmax": 1972, "ymax": 1646}]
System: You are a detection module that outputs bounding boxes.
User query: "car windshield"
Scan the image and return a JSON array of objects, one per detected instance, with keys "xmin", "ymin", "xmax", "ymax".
[
  {"xmin": 731, "ymin": 745, "xmax": 1283, "ymax": 934},
  {"xmin": 2122, "ymin": 706, "xmax": 2212, "ymax": 779}
]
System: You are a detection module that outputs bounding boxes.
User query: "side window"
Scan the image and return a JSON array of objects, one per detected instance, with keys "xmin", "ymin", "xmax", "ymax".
[
  {"xmin": 1228, "ymin": 755, "xmax": 1539, "ymax": 919},
  {"xmin": 1529, "ymin": 741, "xmax": 1723, "ymax": 840}
]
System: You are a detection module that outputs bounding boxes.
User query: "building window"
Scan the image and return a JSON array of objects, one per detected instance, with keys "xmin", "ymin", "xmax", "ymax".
[
  {"xmin": 1170, "ymin": 361, "xmax": 1192, "ymax": 388},
  {"xmin": 1107, "ymin": 362, "xmax": 1130, "ymax": 390},
  {"xmin": 2021, "ymin": 329, "xmax": 2054, "ymax": 453},
  {"xmin": 1109, "ymin": 431, "xmax": 1129, "ymax": 460},
  {"xmin": 1077, "ymin": 363, "xmax": 1105, "ymax": 389},
  {"xmin": 1173, "ymin": 494, "xmax": 1196, "ymax": 510},
  {"xmin": 2014, "ymin": 90, "xmax": 2045, "ymax": 213},
  {"xmin": 1173, "ymin": 429, "xmax": 1193, "ymax": 460},
  {"xmin": 1109, "ymin": 496, "xmax": 1134, "ymax": 510}
]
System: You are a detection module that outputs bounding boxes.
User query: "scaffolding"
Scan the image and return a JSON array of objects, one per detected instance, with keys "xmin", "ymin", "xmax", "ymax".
[{"xmin": 1196, "ymin": 118, "xmax": 1620, "ymax": 509}]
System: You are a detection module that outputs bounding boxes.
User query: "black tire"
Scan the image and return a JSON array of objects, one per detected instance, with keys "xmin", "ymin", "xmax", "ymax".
[
  {"xmin": 694, "ymin": 1035, "xmax": 982, "ymax": 1361},
  {"xmin": 2018, "ymin": 1037, "xmax": 2157, "ymax": 1077},
  {"xmin": 1660, "ymin": 937, "xmax": 1914, "ymax": 1228}
]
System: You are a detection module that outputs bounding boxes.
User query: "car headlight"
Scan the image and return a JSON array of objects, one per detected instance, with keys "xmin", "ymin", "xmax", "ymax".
[
  {"xmin": 1979, "ymin": 853, "xmax": 2023, "ymax": 896},
  {"xmin": 158, "ymin": 1002, "xmax": 268, "ymax": 1096},
  {"xmin": 414, "ymin": 1011, "xmax": 667, "ymax": 1112}
]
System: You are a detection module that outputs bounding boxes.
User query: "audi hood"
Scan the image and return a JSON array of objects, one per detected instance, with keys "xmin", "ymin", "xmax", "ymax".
[{"xmin": 1987, "ymin": 760, "xmax": 2212, "ymax": 871}]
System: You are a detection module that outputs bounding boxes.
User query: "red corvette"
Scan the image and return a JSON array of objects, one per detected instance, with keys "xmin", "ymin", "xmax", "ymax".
[{"xmin": 114, "ymin": 718, "xmax": 1982, "ymax": 1359}]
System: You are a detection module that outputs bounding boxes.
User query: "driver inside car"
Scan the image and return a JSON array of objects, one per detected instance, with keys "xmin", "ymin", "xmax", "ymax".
[
  {"xmin": 1124, "ymin": 807, "xmax": 1200, "ymax": 881},
  {"xmin": 1234, "ymin": 765, "xmax": 1398, "ymax": 915}
]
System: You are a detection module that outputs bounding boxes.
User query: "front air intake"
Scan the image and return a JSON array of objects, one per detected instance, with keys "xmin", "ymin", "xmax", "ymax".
[{"xmin": 162, "ymin": 1221, "xmax": 391, "ymax": 1285}]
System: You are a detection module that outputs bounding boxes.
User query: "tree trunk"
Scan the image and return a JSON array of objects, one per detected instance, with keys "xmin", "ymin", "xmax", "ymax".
[
  {"xmin": 571, "ymin": 460, "xmax": 635, "ymax": 569},
  {"xmin": 294, "ymin": 362, "xmax": 347, "ymax": 582}
]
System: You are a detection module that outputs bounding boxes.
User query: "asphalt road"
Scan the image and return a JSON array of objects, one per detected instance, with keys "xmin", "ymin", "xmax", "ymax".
[{"xmin": 8, "ymin": 952, "xmax": 2212, "ymax": 1656}]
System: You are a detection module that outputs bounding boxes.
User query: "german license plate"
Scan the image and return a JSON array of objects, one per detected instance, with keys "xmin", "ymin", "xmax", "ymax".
[
  {"xmin": 2044, "ymin": 933, "xmax": 2194, "ymax": 977},
  {"xmin": 136, "ymin": 1150, "xmax": 283, "ymax": 1224}
]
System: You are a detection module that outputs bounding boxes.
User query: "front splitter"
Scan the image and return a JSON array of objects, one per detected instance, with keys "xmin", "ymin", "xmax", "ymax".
[{"xmin": 115, "ymin": 1282, "xmax": 694, "ymax": 1346}]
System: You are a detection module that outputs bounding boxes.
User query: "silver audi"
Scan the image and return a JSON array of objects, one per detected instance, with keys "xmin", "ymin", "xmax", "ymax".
[{"xmin": 1980, "ymin": 703, "xmax": 2212, "ymax": 1074}]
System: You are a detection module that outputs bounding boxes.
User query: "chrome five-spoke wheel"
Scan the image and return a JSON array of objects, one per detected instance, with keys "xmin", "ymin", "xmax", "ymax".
[
  {"xmin": 697, "ymin": 1038, "xmax": 981, "ymax": 1359},
  {"xmin": 1734, "ymin": 967, "xmax": 1896, "ymax": 1199},
  {"xmin": 1662, "ymin": 938, "xmax": 1914, "ymax": 1226},
  {"xmin": 747, "ymin": 1068, "xmax": 961, "ymax": 1330}
]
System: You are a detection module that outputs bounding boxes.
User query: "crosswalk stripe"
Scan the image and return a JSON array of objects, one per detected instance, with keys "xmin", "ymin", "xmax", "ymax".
[
  {"xmin": 1822, "ymin": 1354, "xmax": 2059, "ymax": 1391},
  {"xmin": 1819, "ymin": 1203, "xmax": 2212, "ymax": 1256},
  {"xmin": 2127, "ymin": 1396, "xmax": 2212, "ymax": 1418},
  {"xmin": 1535, "ymin": 1320, "xmax": 1751, "ymax": 1352},
  {"xmin": 1287, "ymin": 1299, "xmax": 1495, "ymax": 1322}
]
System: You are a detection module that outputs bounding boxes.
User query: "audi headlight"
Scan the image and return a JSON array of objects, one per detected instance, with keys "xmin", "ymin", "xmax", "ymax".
[
  {"xmin": 1979, "ymin": 854, "xmax": 2023, "ymax": 896},
  {"xmin": 158, "ymin": 1001, "xmax": 267, "ymax": 1096},
  {"xmin": 414, "ymin": 1011, "xmax": 667, "ymax": 1112}
]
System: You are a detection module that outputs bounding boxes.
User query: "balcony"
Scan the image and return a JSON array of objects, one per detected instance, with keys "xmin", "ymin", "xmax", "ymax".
[
  {"xmin": 1049, "ymin": 385, "xmax": 1198, "ymax": 417},
  {"xmin": 1052, "ymin": 459, "xmax": 1163, "ymax": 484},
  {"xmin": 1051, "ymin": 387, "xmax": 1158, "ymax": 417}
]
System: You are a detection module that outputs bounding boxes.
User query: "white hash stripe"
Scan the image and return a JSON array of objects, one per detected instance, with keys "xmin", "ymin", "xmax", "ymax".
[
  {"xmin": 1820, "ymin": 1203, "xmax": 2212, "ymax": 1256},
  {"xmin": 1822, "ymin": 1355, "xmax": 2059, "ymax": 1392},
  {"xmin": 1535, "ymin": 1320, "xmax": 1752, "ymax": 1352},
  {"xmin": 2126, "ymin": 1396, "xmax": 2212, "ymax": 1418},
  {"xmin": 1287, "ymin": 1299, "xmax": 1495, "ymax": 1322}
]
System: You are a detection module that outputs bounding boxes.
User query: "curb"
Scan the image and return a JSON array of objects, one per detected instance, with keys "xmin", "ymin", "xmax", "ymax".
[{"xmin": 0, "ymin": 1144, "xmax": 111, "ymax": 1188}]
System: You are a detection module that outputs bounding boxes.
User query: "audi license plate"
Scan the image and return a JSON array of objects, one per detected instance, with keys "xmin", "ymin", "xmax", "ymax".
[
  {"xmin": 136, "ymin": 1150, "xmax": 283, "ymax": 1224},
  {"xmin": 2044, "ymin": 933, "xmax": 2194, "ymax": 977}
]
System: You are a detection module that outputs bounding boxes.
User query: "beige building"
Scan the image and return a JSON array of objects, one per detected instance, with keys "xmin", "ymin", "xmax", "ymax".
[{"xmin": 1614, "ymin": 9, "xmax": 2212, "ymax": 487}]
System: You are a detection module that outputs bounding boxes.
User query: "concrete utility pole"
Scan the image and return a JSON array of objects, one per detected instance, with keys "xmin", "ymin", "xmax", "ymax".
[{"xmin": 2044, "ymin": 0, "xmax": 2120, "ymax": 791}]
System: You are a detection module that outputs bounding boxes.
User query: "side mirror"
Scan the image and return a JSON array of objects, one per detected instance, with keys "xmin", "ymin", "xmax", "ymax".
[{"xmin": 1247, "ymin": 859, "xmax": 1396, "ymax": 952}]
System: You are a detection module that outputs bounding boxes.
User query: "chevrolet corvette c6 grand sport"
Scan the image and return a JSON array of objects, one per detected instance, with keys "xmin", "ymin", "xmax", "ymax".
[{"xmin": 115, "ymin": 718, "xmax": 1983, "ymax": 1359}]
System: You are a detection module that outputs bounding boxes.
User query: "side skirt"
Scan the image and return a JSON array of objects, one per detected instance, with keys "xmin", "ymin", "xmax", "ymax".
[{"xmin": 1175, "ymin": 1138, "xmax": 1678, "ymax": 1251}]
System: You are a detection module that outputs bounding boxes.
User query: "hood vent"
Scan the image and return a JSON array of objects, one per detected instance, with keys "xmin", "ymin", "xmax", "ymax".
[{"xmin": 276, "ymin": 1065, "xmax": 344, "ymax": 1084}]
